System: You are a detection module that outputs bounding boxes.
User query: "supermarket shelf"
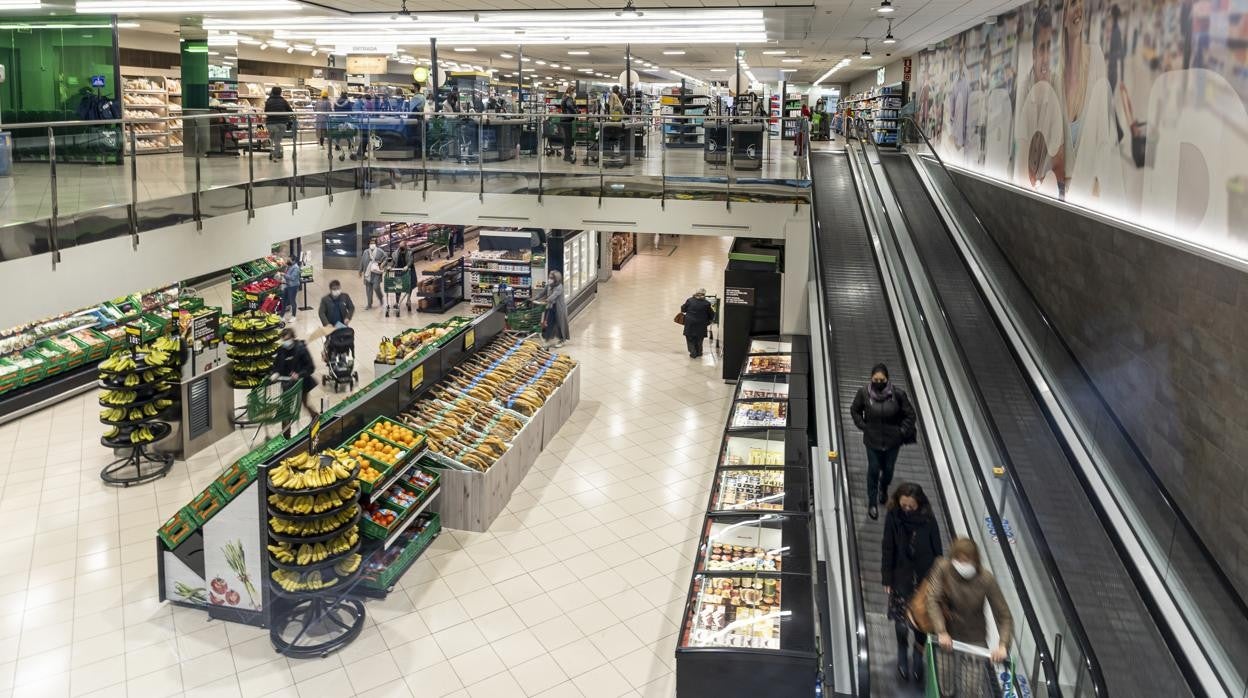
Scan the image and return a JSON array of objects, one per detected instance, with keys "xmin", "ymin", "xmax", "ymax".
[
  {"xmin": 368, "ymin": 447, "xmax": 428, "ymax": 505},
  {"xmin": 384, "ymin": 487, "xmax": 440, "ymax": 549}
]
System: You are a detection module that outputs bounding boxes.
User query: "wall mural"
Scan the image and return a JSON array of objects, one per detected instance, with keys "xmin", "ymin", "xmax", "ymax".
[{"xmin": 914, "ymin": 0, "xmax": 1248, "ymax": 261}]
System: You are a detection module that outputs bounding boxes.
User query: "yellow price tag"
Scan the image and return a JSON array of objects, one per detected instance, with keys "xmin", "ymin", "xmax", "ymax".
[
  {"xmin": 464, "ymin": 329, "xmax": 475, "ymax": 350},
  {"xmin": 410, "ymin": 363, "xmax": 424, "ymax": 391}
]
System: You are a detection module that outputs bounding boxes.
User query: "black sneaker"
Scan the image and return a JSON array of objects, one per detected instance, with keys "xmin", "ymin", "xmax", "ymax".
[
  {"xmin": 897, "ymin": 651, "xmax": 910, "ymax": 681},
  {"xmin": 868, "ymin": 504, "xmax": 878, "ymax": 520}
]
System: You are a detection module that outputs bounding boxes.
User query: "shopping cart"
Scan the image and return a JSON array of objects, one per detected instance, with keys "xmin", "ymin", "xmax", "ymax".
[
  {"xmin": 924, "ymin": 638, "xmax": 1020, "ymax": 698},
  {"xmin": 705, "ymin": 294, "xmax": 722, "ymax": 359},
  {"xmin": 506, "ymin": 301, "xmax": 545, "ymax": 334},
  {"xmin": 328, "ymin": 119, "xmax": 358, "ymax": 161},
  {"xmin": 232, "ymin": 379, "xmax": 304, "ymax": 446},
  {"xmin": 384, "ymin": 267, "xmax": 411, "ymax": 318}
]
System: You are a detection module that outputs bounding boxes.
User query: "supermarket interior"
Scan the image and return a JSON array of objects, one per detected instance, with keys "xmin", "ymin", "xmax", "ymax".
[{"xmin": 3, "ymin": 0, "xmax": 1248, "ymax": 697}]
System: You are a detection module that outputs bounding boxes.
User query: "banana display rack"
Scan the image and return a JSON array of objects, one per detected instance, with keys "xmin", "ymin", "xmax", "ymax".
[{"xmin": 96, "ymin": 336, "xmax": 182, "ymax": 486}]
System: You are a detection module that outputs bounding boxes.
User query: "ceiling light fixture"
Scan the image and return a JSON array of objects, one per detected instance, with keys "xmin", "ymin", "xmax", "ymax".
[
  {"xmin": 877, "ymin": 0, "xmax": 894, "ymax": 13},
  {"xmin": 614, "ymin": 0, "xmax": 643, "ymax": 17},
  {"xmin": 860, "ymin": 38, "xmax": 872, "ymax": 59},
  {"xmin": 781, "ymin": 57, "xmax": 801, "ymax": 63},
  {"xmin": 499, "ymin": 52, "xmax": 513, "ymax": 58},
  {"xmin": 883, "ymin": 19, "xmax": 896, "ymax": 44},
  {"xmin": 536, "ymin": 59, "xmax": 546, "ymax": 64},
  {"xmin": 709, "ymin": 68, "xmax": 726, "ymax": 72},
  {"xmin": 780, "ymin": 68, "xmax": 796, "ymax": 72},
  {"xmin": 76, "ymin": 0, "xmax": 300, "ymax": 11},
  {"xmin": 310, "ymin": 49, "xmax": 317, "ymax": 55},
  {"xmin": 567, "ymin": 50, "xmax": 589, "ymax": 55},
  {"xmin": 762, "ymin": 49, "xmax": 785, "ymax": 55},
  {"xmin": 663, "ymin": 50, "xmax": 685, "ymax": 55},
  {"xmin": 286, "ymin": 46, "xmax": 294, "ymax": 53},
  {"xmin": 454, "ymin": 47, "xmax": 476, "ymax": 52},
  {"xmin": 258, "ymin": 42, "xmax": 267, "ymax": 50}
]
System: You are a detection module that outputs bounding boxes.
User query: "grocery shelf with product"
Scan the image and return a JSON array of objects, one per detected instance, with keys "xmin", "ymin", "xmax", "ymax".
[
  {"xmin": 417, "ymin": 259, "xmax": 466, "ymax": 313},
  {"xmin": 373, "ymin": 316, "xmax": 472, "ymax": 370},
  {"xmin": 230, "ymin": 256, "xmax": 288, "ymax": 313},
  {"xmin": 157, "ymin": 308, "xmax": 580, "ymax": 650},
  {"xmin": 677, "ymin": 335, "xmax": 817, "ymax": 698},
  {"xmin": 611, "ymin": 232, "xmax": 637, "ymax": 270},
  {"xmin": 0, "ymin": 284, "xmax": 181, "ymax": 424},
  {"xmin": 224, "ymin": 310, "xmax": 282, "ymax": 390},
  {"xmin": 466, "ymin": 249, "xmax": 536, "ymax": 315}
]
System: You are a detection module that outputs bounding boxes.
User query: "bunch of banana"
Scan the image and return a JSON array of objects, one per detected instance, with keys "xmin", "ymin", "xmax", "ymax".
[
  {"xmin": 100, "ymin": 352, "xmax": 136, "ymax": 372},
  {"xmin": 144, "ymin": 348, "xmax": 171, "ymax": 366},
  {"xmin": 101, "ymin": 390, "xmax": 137, "ymax": 405},
  {"xmin": 268, "ymin": 482, "xmax": 357, "ymax": 514},
  {"xmin": 153, "ymin": 336, "xmax": 179, "ymax": 352},
  {"xmin": 267, "ymin": 542, "xmax": 296, "ymax": 564},
  {"xmin": 143, "ymin": 403, "xmax": 162, "ymax": 417},
  {"xmin": 155, "ymin": 398, "xmax": 174, "ymax": 410},
  {"xmin": 271, "ymin": 568, "xmax": 339, "ymax": 592},
  {"xmin": 128, "ymin": 408, "xmax": 146, "ymax": 421},
  {"xmin": 334, "ymin": 553, "xmax": 362, "ymax": 576},
  {"xmin": 122, "ymin": 373, "xmax": 141, "ymax": 387},
  {"xmin": 267, "ymin": 505, "xmax": 359, "ymax": 536},
  {"xmin": 268, "ymin": 454, "xmax": 355, "ymax": 491},
  {"xmin": 130, "ymin": 425, "xmax": 158, "ymax": 443},
  {"xmin": 295, "ymin": 541, "xmax": 329, "ymax": 565},
  {"xmin": 100, "ymin": 407, "xmax": 125, "ymax": 422},
  {"xmin": 103, "ymin": 426, "xmax": 120, "ymax": 439},
  {"xmin": 326, "ymin": 528, "xmax": 359, "ymax": 555}
]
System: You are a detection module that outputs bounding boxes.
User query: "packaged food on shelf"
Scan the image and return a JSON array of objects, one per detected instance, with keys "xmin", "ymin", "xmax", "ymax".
[
  {"xmin": 730, "ymin": 401, "xmax": 787, "ymax": 429},
  {"xmin": 713, "ymin": 469, "xmax": 787, "ymax": 511},
  {"xmin": 686, "ymin": 576, "xmax": 783, "ymax": 650},
  {"xmin": 743, "ymin": 354, "xmax": 791, "ymax": 375}
]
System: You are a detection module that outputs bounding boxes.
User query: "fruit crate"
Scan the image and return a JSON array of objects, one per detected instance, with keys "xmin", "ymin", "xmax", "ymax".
[
  {"xmin": 159, "ymin": 509, "xmax": 199, "ymax": 549},
  {"xmin": 396, "ymin": 466, "xmax": 441, "ymax": 500},
  {"xmin": 29, "ymin": 342, "xmax": 70, "ymax": 375},
  {"xmin": 138, "ymin": 311, "xmax": 172, "ymax": 341},
  {"xmin": 0, "ymin": 361, "xmax": 19, "ymax": 395},
  {"xmin": 361, "ymin": 501, "xmax": 405, "ymax": 539},
  {"xmin": 353, "ymin": 450, "xmax": 399, "ymax": 497},
  {"xmin": 79, "ymin": 329, "xmax": 114, "ymax": 361},
  {"xmin": 361, "ymin": 512, "xmax": 441, "ymax": 591},
  {"xmin": 16, "ymin": 354, "xmax": 48, "ymax": 385},
  {"xmin": 215, "ymin": 461, "xmax": 257, "ymax": 500},
  {"xmin": 363, "ymin": 415, "xmax": 426, "ymax": 451},
  {"xmin": 185, "ymin": 484, "xmax": 228, "ymax": 525}
]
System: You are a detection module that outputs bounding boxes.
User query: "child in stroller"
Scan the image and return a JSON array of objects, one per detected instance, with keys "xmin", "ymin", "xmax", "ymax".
[{"xmin": 321, "ymin": 326, "xmax": 359, "ymax": 392}]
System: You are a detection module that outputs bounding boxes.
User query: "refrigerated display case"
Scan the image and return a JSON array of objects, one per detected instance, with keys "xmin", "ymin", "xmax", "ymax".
[{"xmin": 677, "ymin": 336, "xmax": 816, "ymax": 698}]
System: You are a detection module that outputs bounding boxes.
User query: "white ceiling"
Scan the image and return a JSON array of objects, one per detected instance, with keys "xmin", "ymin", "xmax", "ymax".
[{"xmin": 119, "ymin": 0, "xmax": 1029, "ymax": 86}]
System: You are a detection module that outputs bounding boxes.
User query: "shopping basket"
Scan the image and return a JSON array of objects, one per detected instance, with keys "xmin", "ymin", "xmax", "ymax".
[{"xmin": 233, "ymin": 379, "xmax": 303, "ymax": 445}]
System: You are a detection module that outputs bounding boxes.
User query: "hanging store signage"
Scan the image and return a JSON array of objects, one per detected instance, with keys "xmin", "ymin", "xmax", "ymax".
[
  {"xmin": 345, "ymin": 55, "xmax": 390, "ymax": 74},
  {"xmin": 876, "ymin": 67, "xmax": 886, "ymax": 86},
  {"xmin": 724, "ymin": 287, "xmax": 755, "ymax": 306},
  {"xmin": 902, "ymin": 57, "xmax": 912, "ymax": 83}
]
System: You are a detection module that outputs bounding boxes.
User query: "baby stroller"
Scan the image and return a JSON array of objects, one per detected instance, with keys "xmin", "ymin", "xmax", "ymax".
[{"xmin": 321, "ymin": 327, "xmax": 359, "ymax": 393}]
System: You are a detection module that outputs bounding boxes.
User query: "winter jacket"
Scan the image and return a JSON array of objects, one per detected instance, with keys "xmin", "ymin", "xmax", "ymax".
[
  {"xmin": 318, "ymin": 293, "xmax": 355, "ymax": 327},
  {"xmin": 264, "ymin": 95, "xmax": 294, "ymax": 126},
  {"xmin": 881, "ymin": 509, "xmax": 942, "ymax": 596},
  {"xmin": 680, "ymin": 296, "xmax": 716, "ymax": 339},
  {"xmin": 283, "ymin": 263, "xmax": 301, "ymax": 290},
  {"xmin": 273, "ymin": 339, "xmax": 316, "ymax": 390},
  {"xmin": 560, "ymin": 95, "xmax": 578, "ymax": 122},
  {"xmin": 925, "ymin": 557, "xmax": 1013, "ymax": 648},
  {"xmin": 850, "ymin": 383, "xmax": 916, "ymax": 451}
]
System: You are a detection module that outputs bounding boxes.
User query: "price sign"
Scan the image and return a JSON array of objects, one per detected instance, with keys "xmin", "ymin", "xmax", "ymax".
[
  {"xmin": 409, "ymin": 363, "xmax": 424, "ymax": 391},
  {"xmin": 464, "ymin": 329, "xmax": 475, "ymax": 350},
  {"xmin": 245, "ymin": 292, "xmax": 259, "ymax": 311},
  {"xmin": 125, "ymin": 324, "xmax": 143, "ymax": 347},
  {"xmin": 300, "ymin": 265, "xmax": 314, "ymax": 283},
  {"xmin": 309, "ymin": 416, "xmax": 323, "ymax": 452},
  {"xmin": 724, "ymin": 287, "xmax": 755, "ymax": 306}
]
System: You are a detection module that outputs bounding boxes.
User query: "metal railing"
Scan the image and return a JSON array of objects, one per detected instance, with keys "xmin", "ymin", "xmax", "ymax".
[
  {"xmin": 899, "ymin": 117, "xmax": 1248, "ymax": 698},
  {"xmin": 847, "ymin": 116, "xmax": 1099, "ymax": 697},
  {"xmin": 0, "ymin": 110, "xmax": 809, "ymax": 266}
]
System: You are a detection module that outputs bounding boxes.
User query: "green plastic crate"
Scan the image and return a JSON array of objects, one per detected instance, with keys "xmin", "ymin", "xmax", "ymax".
[
  {"xmin": 30, "ymin": 341, "xmax": 70, "ymax": 375},
  {"xmin": 16, "ymin": 354, "xmax": 48, "ymax": 385},
  {"xmin": 183, "ymin": 483, "xmax": 228, "ymax": 525},
  {"xmin": 159, "ymin": 509, "xmax": 199, "ymax": 549},
  {"xmin": 363, "ymin": 512, "xmax": 441, "ymax": 590}
]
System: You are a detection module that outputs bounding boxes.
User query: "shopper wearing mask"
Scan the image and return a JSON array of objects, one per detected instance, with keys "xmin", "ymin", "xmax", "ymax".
[
  {"xmin": 679, "ymin": 289, "xmax": 716, "ymax": 358},
  {"xmin": 882, "ymin": 482, "xmax": 942, "ymax": 681},
  {"xmin": 536, "ymin": 270, "xmax": 569, "ymax": 348},
  {"xmin": 265, "ymin": 86, "xmax": 295, "ymax": 161},
  {"xmin": 318, "ymin": 280, "xmax": 355, "ymax": 328},
  {"xmin": 314, "ymin": 90, "xmax": 332, "ymax": 146},
  {"xmin": 359, "ymin": 241, "xmax": 387, "ymax": 310},
  {"xmin": 282, "ymin": 257, "xmax": 302, "ymax": 319},
  {"xmin": 559, "ymin": 85, "xmax": 578, "ymax": 163},
  {"xmin": 272, "ymin": 327, "xmax": 319, "ymax": 432},
  {"xmin": 851, "ymin": 363, "xmax": 917, "ymax": 519},
  {"xmin": 926, "ymin": 537, "xmax": 1012, "ymax": 696}
]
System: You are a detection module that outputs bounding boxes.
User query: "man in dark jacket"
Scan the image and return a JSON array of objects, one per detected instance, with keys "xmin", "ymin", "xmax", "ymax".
[
  {"xmin": 318, "ymin": 280, "xmax": 355, "ymax": 328},
  {"xmin": 850, "ymin": 363, "xmax": 917, "ymax": 518},
  {"xmin": 559, "ymin": 85, "xmax": 578, "ymax": 163},
  {"xmin": 680, "ymin": 288, "xmax": 716, "ymax": 358},
  {"xmin": 264, "ymin": 86, "xmax": 295, "ymax": 161},
  {"xmin": 272, "ymin": 327, "xmax": 318, "ymax": 432}
]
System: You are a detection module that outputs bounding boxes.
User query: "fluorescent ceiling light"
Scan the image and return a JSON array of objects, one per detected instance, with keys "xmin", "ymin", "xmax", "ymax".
[
  {"xmin": 499, "ymin": 52, "xmax": 513, "ymax": 58},
  {"xmin": 578, "ymin": 67, "xmax": 593, "ymax": 72},
  {"xmin": 762, "ymin": 49, "xmax": 785, "ymax": 55},
  {"xmin": 567, "ymin": 50, "xmax": 589, "ymax": 55},
  {"xmin": 662, "ymin": 50, "xmax": 685, "ymax": 55},
  {"xmin": 454, "ymin": 47, "xmax": 475, "ymax": 52},
  {"xmin": 780, "ymin": 68, "xmax": 796, "ymax": 72},
  {"xmin": 709, "ymin": 68, "xmax": 726, "ymax": 72},
  {"xmin": 521, "ymin": 57, "xmax": 531, "ymax": 62},
  {"xmin": 536, "ymin": 60, "xmax": 546, "ymax": 65},
  {"xmin": 781, "ymin": 58, "xmax": 801, "ymax": 63},
  {"xmin": 77, "ymin": 0, "xmax": 300, "ymax": 11}
]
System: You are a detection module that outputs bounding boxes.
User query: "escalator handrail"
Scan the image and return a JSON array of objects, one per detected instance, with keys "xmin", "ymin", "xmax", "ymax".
[
  {"xmin": 848, "ymin": 117, "xmax": 1075, "ymax": 698},
  {"xmin": 897, "ymin": 116, "xmax": 1248, "ymax": 635},
  {"xmin": 805, "ymin": 121, "xmax": 871, "ymax": 698}
]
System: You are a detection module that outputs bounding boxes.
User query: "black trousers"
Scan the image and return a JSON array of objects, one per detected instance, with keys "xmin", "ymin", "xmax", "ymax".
[
  {"xmin": 866, "ymin": 445, "xmax": 901, "ymax": 504},
  {"xmin": 685, "ymin": 335, "xmax": 704, "ymax": 357},
  {"xmin": 560, "ymin": 121, "xmax": 575, "ymax": 159}
]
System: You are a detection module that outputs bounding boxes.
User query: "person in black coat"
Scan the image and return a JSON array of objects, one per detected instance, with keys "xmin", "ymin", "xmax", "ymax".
[
  {"xmin": 851, "ymin": 362, "xmax": 917, "ymax": 519},
  {"xmin": 680, "ymin": 289, "xmax": 716, "ymax": 358},
  {"xmin": 272, "ymin": 328, "xmax": 319, "ymax": 431},
  {"xmin": 882, "ymin": 482, "xmax": 942, "ymax": 681},
  {"xmin": 264, "ymin": 86, "xmax": 295, "ymax": 161}
]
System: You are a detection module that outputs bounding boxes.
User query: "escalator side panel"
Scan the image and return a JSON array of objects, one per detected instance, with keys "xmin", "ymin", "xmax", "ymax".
[
  {"xmin": 813, "ymin": 151, "xmax": 947, "ymax": 697},
  {"xmin": 878, "ymin": 152, "xmax": 1189, "ymax": 697}
]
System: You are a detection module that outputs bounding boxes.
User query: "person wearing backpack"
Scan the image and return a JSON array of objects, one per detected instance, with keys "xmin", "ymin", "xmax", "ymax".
[
  {"xmin": 851, "ymin": 362, "xmax": 917, "ymax": 519},
  {"xmin": 882, "ymin": 482, "xmax": 942, "ymax": 682}
]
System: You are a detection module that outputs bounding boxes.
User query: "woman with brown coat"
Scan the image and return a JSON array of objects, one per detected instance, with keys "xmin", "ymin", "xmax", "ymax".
[{"xmin": 925, "ymin": 537, "xmax": 1012, "ymax": 696}]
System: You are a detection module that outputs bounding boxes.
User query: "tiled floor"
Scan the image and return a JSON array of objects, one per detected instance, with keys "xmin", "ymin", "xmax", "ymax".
[
  {"xmin": 0, "ymin": 131, "xmax": 816, "ymax": 225},
  {"xmin": 0, "ymin": 233, "xmax": 735, "ymax": 697}
]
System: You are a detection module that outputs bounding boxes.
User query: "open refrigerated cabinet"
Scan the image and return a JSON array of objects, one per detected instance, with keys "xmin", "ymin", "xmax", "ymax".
[{"xmin": 677, "ymin": 335, "xmax": 817, "ymax": 698}]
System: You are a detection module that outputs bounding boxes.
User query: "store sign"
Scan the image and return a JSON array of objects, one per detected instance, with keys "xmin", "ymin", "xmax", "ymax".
[
  {"xmin": 300, "ymin": 265, "xmax": 314, "ymax": 283},
  {"xmin": 245, "ymin": 292, "xmax": 259, "ymax": 311},
  {"xmin": 125, "ymin": 323, "xmax": 144, "ymax": 347},
  {"xmin": 724, "ymin": 287, "xmax": 755, "ymax": 306},
  {"xmin": 90, "ymin": 74, "xmax": 106, "ymax": 88},
  {"xmin": 876, "ymin": 67, "xmax": 886, "ymax": 86},
  {"xmin": 346, "ymin": 55, "xmax": 390, "ymax": 74},
  {"xmin": 208, "ymin": 64, "xmax": 234, "ymax": 80},
  {"xmin": 463, "ymin": 329, "xmax": 475, "ymax": 350},
  {"xmin": 192, "ymin": 312, "xmax": 219, "ymax": 347},
  {"xmin": 409, "ymin": 363, "xmax": 424, "ymax": 391},
  {"xmin": 903, "ymin": 57, "xmax": 912, "ymax": 83}
]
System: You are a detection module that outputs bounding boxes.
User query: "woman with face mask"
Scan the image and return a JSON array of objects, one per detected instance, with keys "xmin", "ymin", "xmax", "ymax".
[
  {"xmin": 535, "ymin": 270, "xmax": 569, "ymax": 348},
  {"xmin": 926, "ymin": 537, "xmax": 1012, "ymax": 695},
  {"xmin": 850, "ymin": 363, "xmax": 918, "ymax": 519},
  {"xmin": 272, "ymin": 328, "xmax": 319, "ymax": 433},
  {"xmin": 882, "ymin": 482, "xmax": 942, "ymax": 681}
]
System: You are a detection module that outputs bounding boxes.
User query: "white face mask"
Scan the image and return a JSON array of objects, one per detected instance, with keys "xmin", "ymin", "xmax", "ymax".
[
  {"xmin": 330, "ymin": 289, "xmax": 341, "ymax": 298},
  {"xmin": 952, "ymin": 560, "xmax": 977, "ymax": 580},
  {"xmin": 281, "ymin": 339, "xmax": 293, "ymax": 348}
]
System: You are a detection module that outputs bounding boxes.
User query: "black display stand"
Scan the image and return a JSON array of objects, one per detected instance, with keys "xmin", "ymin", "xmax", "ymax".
[
  {"xmin": 721, "ymin": 239, "xmax": 784, "ymax": 382},
  {"xmin": 676, "ymin": 336, "xmax": 816, "ymax": 698},
  {"xmin": 419, "ymin": 258, "xmax": 465, "ymax": 313}
]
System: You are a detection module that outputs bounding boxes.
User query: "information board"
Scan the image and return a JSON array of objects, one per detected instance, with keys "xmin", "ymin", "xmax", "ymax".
[{"xmin": 724, "ymin": 287, "xmax": 755, "ymax": 306}]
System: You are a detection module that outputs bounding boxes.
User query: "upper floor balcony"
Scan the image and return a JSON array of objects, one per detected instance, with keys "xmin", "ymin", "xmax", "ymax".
[{"xmin": 0, "ymin": 110, "xmax": 812, "ymax": 265}]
